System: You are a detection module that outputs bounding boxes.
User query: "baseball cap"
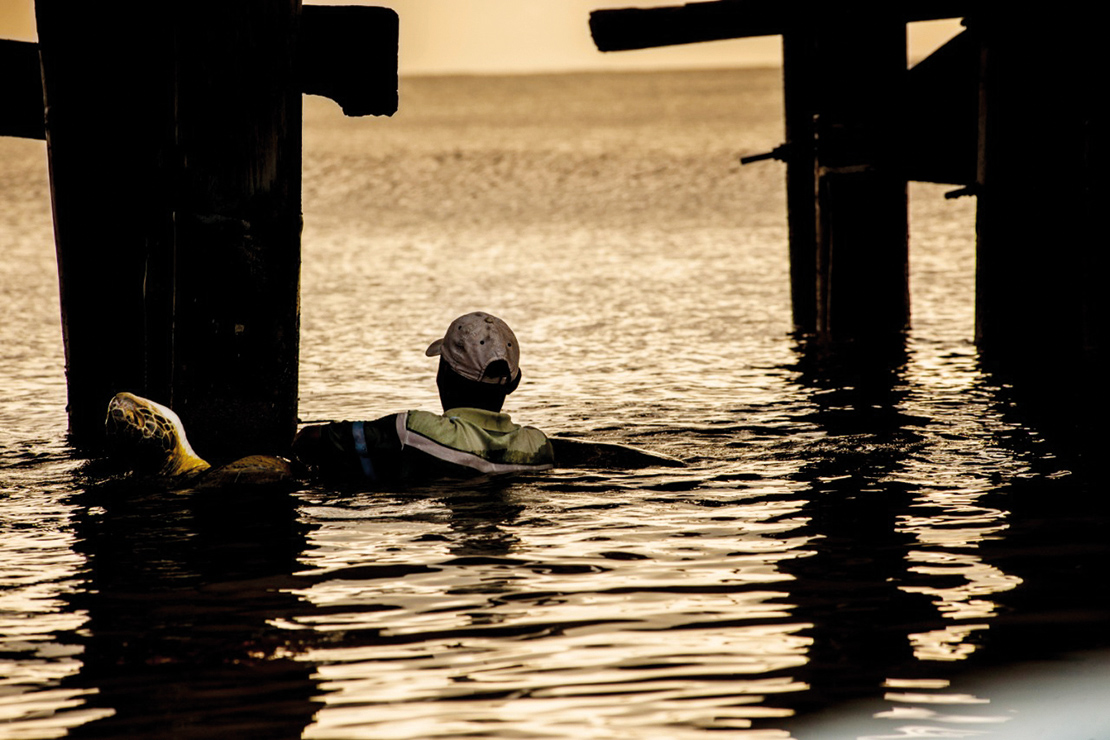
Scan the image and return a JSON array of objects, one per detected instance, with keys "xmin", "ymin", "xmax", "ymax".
[{"xmin": 425, "ymin": 312, "xmax": 521, "ymax": 385}]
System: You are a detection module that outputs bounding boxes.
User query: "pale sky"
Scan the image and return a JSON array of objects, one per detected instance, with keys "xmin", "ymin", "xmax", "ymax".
[{"xmin": 1, "ymin": 0, "xmax": 960, "ymax": 74}]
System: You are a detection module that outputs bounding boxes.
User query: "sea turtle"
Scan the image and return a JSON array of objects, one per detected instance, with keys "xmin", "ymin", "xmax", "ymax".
[{"xmin": 104, "ymin": 392, "xmax": 294, "ymax": 489}]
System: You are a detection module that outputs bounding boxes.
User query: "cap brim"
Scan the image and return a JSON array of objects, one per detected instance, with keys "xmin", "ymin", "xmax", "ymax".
[{"xmin": 425, "ymin": 338, "xmax": 444, "ymax": 357}]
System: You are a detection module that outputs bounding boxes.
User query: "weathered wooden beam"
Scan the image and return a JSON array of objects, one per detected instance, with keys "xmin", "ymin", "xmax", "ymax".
[
  {"xmin": 589, "ymin": 1, "xmax": 974, "ymax": 52},
  {"xmin": 590, "ymin": 1, "xmax": 783, "ymax": 51},
  {"xmin": 3, "ymin": 8, "xmax": 398, "ymax": 144},
  {"xmin": 0, "ymin": 39, "xmax": 44, "ymax": 139}
]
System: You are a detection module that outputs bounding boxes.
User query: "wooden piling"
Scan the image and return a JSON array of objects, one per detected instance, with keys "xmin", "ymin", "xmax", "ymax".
[
  {"xmin": 781, "ymin": 29, "xmax": 818, "ymax": 334},
  {"xmin": 169, "ymin": 1, "xmax": 303, "ymax": 460},
  {"xmin": 811, "ymin": 10, "xmax": 909, "ymax": 343},
  {"xmin": 36, "ymin": 1, "xmax": 175, "ymax": 447},
  {"xmin": 974, "ymin": 9, "xmax": 1108, "ymax": 421},
  {"xmin": 36, "ymin": 1, "xmax": 302, "ymax": 459}
]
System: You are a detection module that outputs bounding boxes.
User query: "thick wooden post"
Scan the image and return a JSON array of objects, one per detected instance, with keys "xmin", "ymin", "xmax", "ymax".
[
  {"xmin": 169, "ymin": 2, "xmax": 302, "ymax": 461},
  {"xmin": 975, "ymin": 11, "xmax": 1105, "ymax": 374},
  {"xmin": 36, "ymin": 1, "xmax": 302, "ymax": 459},
  {"xmin": 812, "ymin": 10, "xmax": 909, "ymax": 342},
  {"xmin": 781, "ymin": 29, "xmax": 818, "ymax": 334},
  {"xmin": 36, "ymin": 1, "xmax": 176, "ymax": 447}
]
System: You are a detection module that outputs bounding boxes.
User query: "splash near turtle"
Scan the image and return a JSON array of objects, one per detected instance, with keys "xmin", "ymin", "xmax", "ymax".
[{"xmin": 104, "ymin": 392, "xmax": 294, "ymax": 489}]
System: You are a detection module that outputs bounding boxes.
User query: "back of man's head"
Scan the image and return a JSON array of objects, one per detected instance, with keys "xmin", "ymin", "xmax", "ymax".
[
  {"xmin": 435, "ymin": 358, "xmax": 520, "ymax": 412},
  {"xmin": 426, "ymin": 312, "xmax": 524, "ymax": 412}
]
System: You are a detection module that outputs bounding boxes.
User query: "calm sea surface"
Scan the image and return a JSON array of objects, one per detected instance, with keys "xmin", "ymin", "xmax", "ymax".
[{"xmin": 2, "ymin": 68, "xmax": 1107, "ymax": 739}]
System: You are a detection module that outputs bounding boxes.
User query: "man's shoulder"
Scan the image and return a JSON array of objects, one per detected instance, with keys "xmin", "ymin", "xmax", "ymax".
[
  {"xmin": 402, "ymin": 408, "xmax": 553, "ymax": 465},
  {"xmin": 406, "ymin": 408, "xmax": 548, "ymax": 440}
]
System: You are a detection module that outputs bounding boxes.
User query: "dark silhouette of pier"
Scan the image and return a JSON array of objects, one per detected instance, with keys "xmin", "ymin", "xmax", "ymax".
[
  {"xmin": 2, "ymin": 2, "xmax": 1105, "ymax": 456},
  {"xmin": 591, "ymin": 2, "xmax": 1107, "ymax": 446}
]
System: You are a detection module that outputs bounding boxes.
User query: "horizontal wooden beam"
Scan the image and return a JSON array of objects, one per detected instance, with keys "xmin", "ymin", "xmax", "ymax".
[
  {"xmin": 591, "ymin": 2, "xmax": 781, "ymax": 50},
  {"xmin": 590, "ymin": 1, "xmax": 973, "ymax": 51},
  {"xmin": 1, "ymin": 7, "xmax": 397, "ymax": 142}
]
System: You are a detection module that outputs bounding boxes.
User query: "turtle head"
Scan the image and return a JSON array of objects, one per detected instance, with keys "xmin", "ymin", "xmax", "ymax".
[{"xmin": 105, "ymin": 392, "xmax": 209, "ymax": 476}]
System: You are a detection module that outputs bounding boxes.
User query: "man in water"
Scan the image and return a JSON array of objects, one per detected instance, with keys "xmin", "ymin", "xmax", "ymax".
[{"xmin": 292, "ymin": 312, "xmax": 555, "ymax": 484}]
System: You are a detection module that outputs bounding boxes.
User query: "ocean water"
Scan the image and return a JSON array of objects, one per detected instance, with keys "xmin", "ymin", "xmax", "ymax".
[{"xmin": 1, "ymin": 68, "xmax": 1108, "ymax": 739}]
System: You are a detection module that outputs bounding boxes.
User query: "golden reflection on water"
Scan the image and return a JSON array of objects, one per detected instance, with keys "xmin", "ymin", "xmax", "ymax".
[
  {"xmin": 290, "ymin": 489, "xmax": 818, "ymax": 738},
  {"xmin": 892, "ymin": 339, "xmax": 1024, "ymax": 666},
  {"xmin": 878, "ymin": 686, "xmax": 1008, "ymax": 729},
  {"xmin": 902, "ymin": 550, "xmax": 1021, "ymax": 621},
  {"xmin": 907, "ymin": 623, "xmax": 991, "ymax": 663},
  {"xmin": 896, "ymin": 491, "xmax": 1022, "ymax": 662},
  {"xmin": 4, "ymin": 74, "xmax": 1106, "ymax": 740},
  {"xmin": 0, "ymin": 494, "xmax": 115, "ymax": 734}
]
